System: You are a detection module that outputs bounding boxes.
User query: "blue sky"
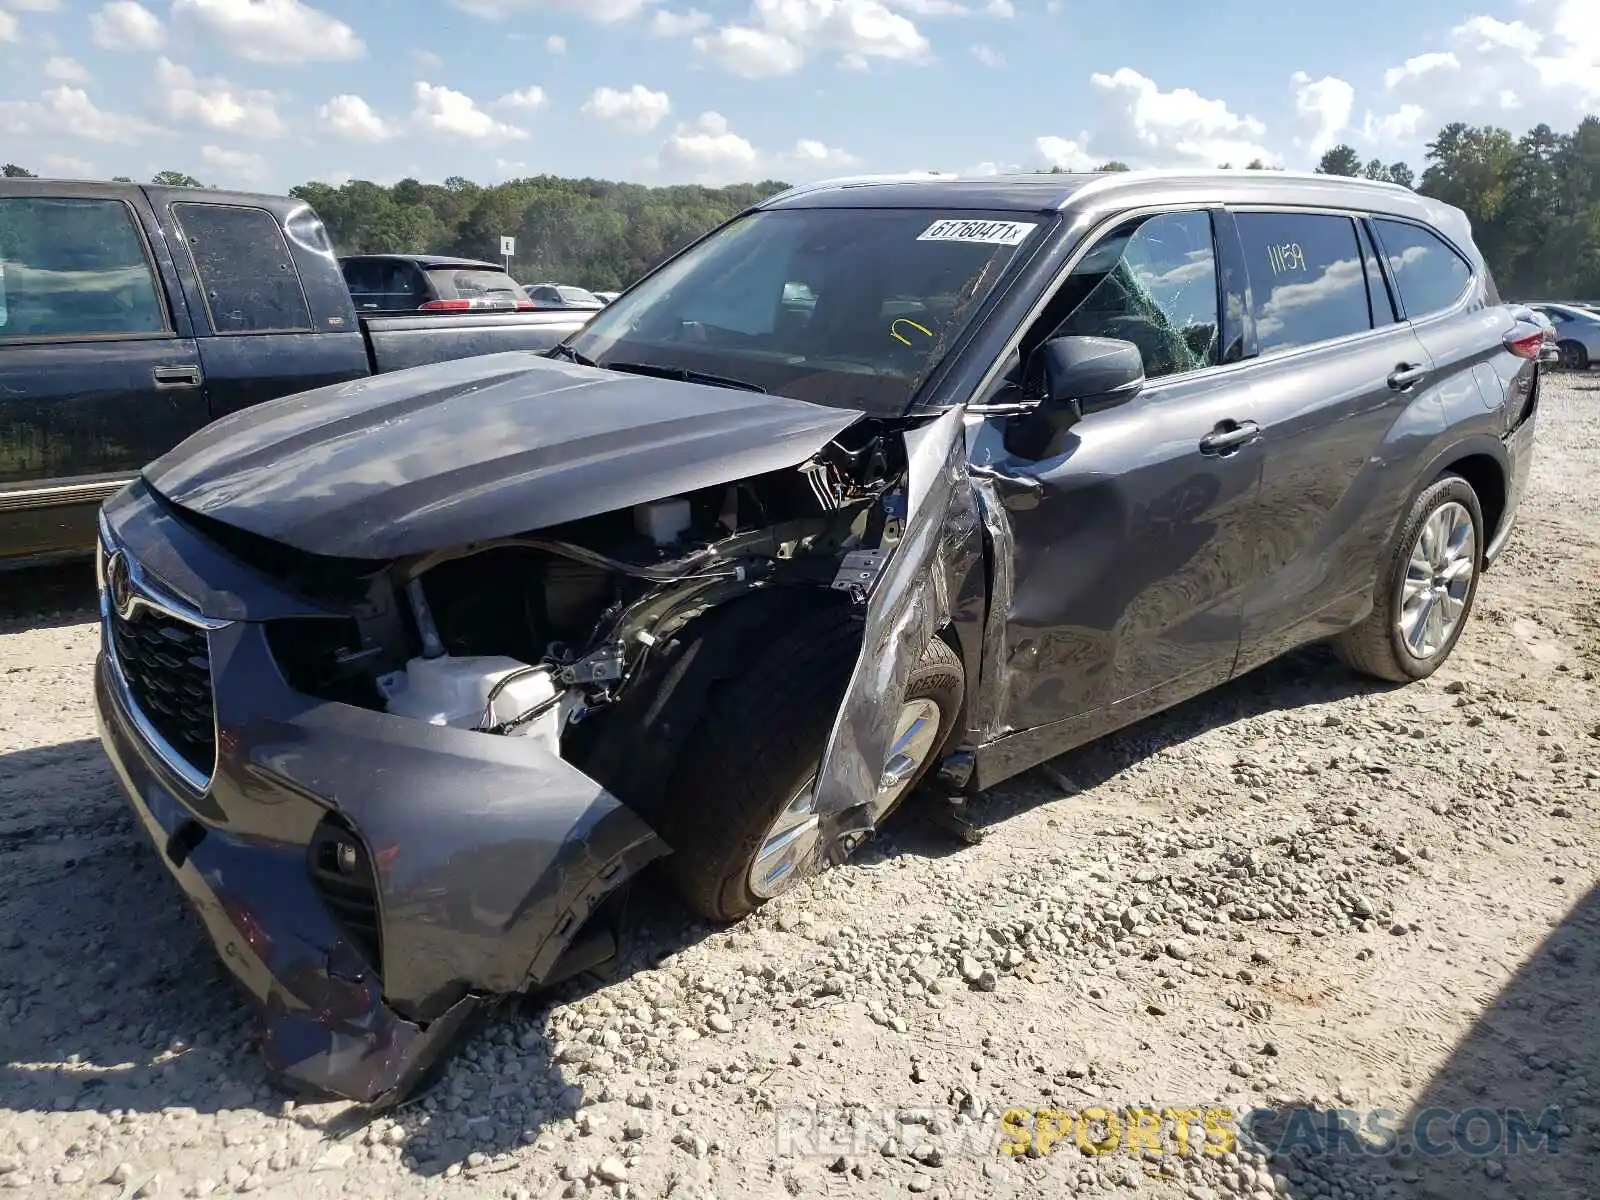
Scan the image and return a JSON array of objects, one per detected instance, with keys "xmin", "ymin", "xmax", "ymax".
[{"xmin": 1, "ymin": 0, "xmax": 1596, "ymax": 190}]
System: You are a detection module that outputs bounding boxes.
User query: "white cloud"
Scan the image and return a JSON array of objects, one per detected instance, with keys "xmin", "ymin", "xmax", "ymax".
[
  {"xmin": 694, "ymin": 25, "xmax": 805, "ymax": 77},
  {"xmin": 411, "ymin": 81, "xmax": 528, "ymax": 141},
  {"xmin": 697, "ymin": 0, "xmax": 931, "ymax": 77},
  {"xmin": 581, "ymin": 84, "xmax": 672, "ymax": 134},
  {"xmin": 652, "ymin": 7, "xmax": 711, "ymax": 34},
  {"xmin": 89, "ymin": 1, "xmax": 165, "ymax": 50},
  {"xmin": 1377, "ymin": 0, "xmax": 1600, "ymax": 133},
  {"xmin": 317, "ymin": 93, "xmax": 392, "ymax": 141},
  {"xmin": 1291, "ymin": 71, "xmax": 1355, "ymax": 158},
  {"xmin": 153, "ymin": 57, "xmax": 284, "ymax": 137},
  {"xmin": 984, "ymin": 0, "xmax": 1014, "ymax": 14},
  {"xmin": 1089, "ymin": 67, "xmax": 1275, "ymax": 166},
  {"xmin": 43, "ymin": 56, "xmax": 90, "ymax": 83},
  {"xmin": 410, "ymin": 48, "xmax": 443, "ymax": 70},
  {"xmin": 970, "ymin": 42, "xmax": 1003, "ymax": 67},
  {"xmin": 199, "ymin": 143, "xmax": 269, "ymax": 184},
  {"xmin": 780, "ymin": 137, "xmax": 858, "ymax": 172},
  {"xmin": 172, "ymin": 0, "xmax": 364, "ymax": 64},
  {"xmin": 6, "ymin": 0, "xmax": 62, "ymax": 10},
  {"xmin": 545, "ymin": 34, "xmax": 567, "ymax": 53},
  {"xmin": 0, "ymin": 86, "xmax": 164, "ymax": 142},
  {"xmin": 0, "ymin": 11, "xmax": 16, "ymax": 41},
  {"xmin": 493, "ymin": 87, "xmax": 548, "ymax": 110},
  {"xmin": 659, "ymin": 111, "xmax": 759, "ymax": 181},
  {"xmin": 1361, "ymin": 104, "xmax": 1427, "ymax": 145},
  {"xmin": 1036, "ymin": 135, "xmax": 1097, "ymax": 171},
  {"xmin": 494, "ymin": 158, "xmax": 529, "ymax": 176},
  {"xmin": 452, "ymin": 0, "xmax": 656, "ymax": 20},
  {"xmin": 42, "ymin": 154, "xmax": 97, "ymax": 178}
]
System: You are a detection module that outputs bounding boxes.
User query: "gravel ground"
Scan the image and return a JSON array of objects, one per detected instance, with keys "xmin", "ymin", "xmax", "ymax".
[{"xmin": 1, "ymin": 374, "xmax": 1597, "ymax": 1200}]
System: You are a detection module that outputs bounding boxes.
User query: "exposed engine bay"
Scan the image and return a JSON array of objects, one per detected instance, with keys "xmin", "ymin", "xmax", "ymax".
[{"xmin": 264, "ymin": 418, "xmax": 912, "ymax": 784}]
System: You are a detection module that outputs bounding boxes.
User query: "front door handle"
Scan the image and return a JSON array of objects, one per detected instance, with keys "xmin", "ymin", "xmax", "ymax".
[
  {"xmin": 1198, "ymin": 420, "xmax": 1260, "ymax": 455},
  {"xmin": 152, "ymin": 365, "xmax": 203, "ymax": 390},
  {"xmin": 1388, "ymin": 362, "xmax": 1427, "ymax": 390}
]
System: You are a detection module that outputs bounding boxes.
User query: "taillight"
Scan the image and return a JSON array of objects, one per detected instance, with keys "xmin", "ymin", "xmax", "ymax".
[
  {"xmin": 418, "ymin": 298, "xmax": 474, "ymax": 312},
  {"xmin": 515, "ymin": 300, "xmax": 536, "ymax": 310},
  {"xmin": 1503, "ymin": 330, "xmax": 1545, "ymax": 360}
]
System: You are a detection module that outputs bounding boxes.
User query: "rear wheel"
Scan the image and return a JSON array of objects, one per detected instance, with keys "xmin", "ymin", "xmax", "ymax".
[
  {"xmin": 1332, "ymin": 473, "xmax": 1483, "ymax": 683},
  {"xmin": 658, "ymin": 613, "xmax": 963, "ymax": 922},
  {"xmin": 1556, "ymin": 340, "xmax": 1589, "ymax": 371}
]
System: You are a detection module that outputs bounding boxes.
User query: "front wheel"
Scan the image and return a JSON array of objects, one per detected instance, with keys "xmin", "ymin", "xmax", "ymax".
[
  {"xmin": 1556, "ymin": 340, "xmax": 1589, "ymax": 371},
  {"xmin": 1332, "ymin": 473, "xmax": 1484, "ymax": 683},
  {"xmin": 658, "ymin": 614, "xmax": 964, "ymax": 922}
]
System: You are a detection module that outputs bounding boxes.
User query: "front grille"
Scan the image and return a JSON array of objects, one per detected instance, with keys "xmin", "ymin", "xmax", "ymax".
[
  {"xmin": 109, "ymin": 605, "xmax": 216, "ymax": 778},
  {"xmin": 309, "ymin": 821, "xmax": 383, "ymax": 974}
]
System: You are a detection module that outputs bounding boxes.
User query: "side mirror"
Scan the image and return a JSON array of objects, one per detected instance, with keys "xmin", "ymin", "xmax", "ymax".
[{"xmin": 1034, "ymin": 335, "xmax": 1145, "ymax": 419}]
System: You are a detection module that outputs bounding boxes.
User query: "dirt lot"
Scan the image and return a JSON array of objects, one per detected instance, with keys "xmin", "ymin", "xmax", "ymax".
[{"xmin": 1, "ymin": 374, "xmax": 1597, "ymax": 1200}]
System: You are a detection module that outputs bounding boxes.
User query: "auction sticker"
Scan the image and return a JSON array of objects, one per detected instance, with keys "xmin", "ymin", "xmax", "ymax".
[{"xmin": 917, "ymin": 219, "xmax": 1037, "ymax": 246}]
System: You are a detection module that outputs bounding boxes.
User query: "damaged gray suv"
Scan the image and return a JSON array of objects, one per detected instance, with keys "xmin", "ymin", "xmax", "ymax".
[{"xmin": 94, "ymin": 169, "xmax": 1542, "ymax": 1105}]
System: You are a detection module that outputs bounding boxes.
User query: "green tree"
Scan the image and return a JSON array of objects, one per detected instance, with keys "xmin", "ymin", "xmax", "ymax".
[
  {"xmin": 151, "ymin": 170, "xmax": 204, "ymax": 187},
  {"xmin": 1387, "ymin": 162, "xmax": 1415, "ymax": 189},
  {"xmin": 1315, "ymin": 144, "xmax": 1363, "ymax": 176},
  {"xmin": 2, "ymin": 163, "xmax": 37, "ymax": 178},
  {"xmin": 1095, "ymin": 160, "xmax": 1130, "ymax": 172},
  {"xmin": 111, "ymin": 175, "xmax": 133, "ymax": 183}
]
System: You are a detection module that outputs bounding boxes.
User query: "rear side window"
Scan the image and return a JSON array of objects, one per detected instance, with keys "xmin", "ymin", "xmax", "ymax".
[
  {"xmin": 0, "ymin": 196, "xmax": 166, "ymax": 340},
  {"xmin": 343, "ymin": 259, "xmax": 426, "ymax": 310},
  {"xmin": 174, "ymin": 202, "xmax": 312, "ymax": 333},
  {"xmin": 1233, "ymin": 212, "xmax": 1371, "ymax": 353},
  {"xmin": 426, "ymin": 267, "xmax": 522, "ymax": 305},
  {"xmin": 1371, "ymin": 219, "xmax": 1472, "ymax": 318}
]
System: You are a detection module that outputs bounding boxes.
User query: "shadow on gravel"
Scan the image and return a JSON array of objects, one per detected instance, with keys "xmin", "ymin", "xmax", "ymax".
[
  {"xmin": 0, "ymin": 561, "xmax": 97, "ymax": 629},
  {"xmin": 946, "ymin": 643, "xmax": 1398, "ymax": 842},
  {"xmin": 1249, "ymin": 883, "xmax": 1599, "ymax": 1200}
]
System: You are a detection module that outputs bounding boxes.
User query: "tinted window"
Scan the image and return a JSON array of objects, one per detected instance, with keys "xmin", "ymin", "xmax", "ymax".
[
  {"xmin": 1234, "ymin": 212, "xmax": 1371, "ymax": 353},
  {"xmin": 567, "ymin": 208, "xmax": 1042, "ymax": 415},
  {"xmin": 342, "ymin": 259, "xmax": 425, "ymax": 310},
  {"xmin": 427, "ymin": 267, "xmax": 522, "ymax": 304},
  {"xmin": 1372, "ymin": 219, "xmax": 1472, "ymax": 318},
  {"xmin": 1038, "ymin": 210, "xmax": 1220, "ymax": 379},
  {"xmin": 0, "ymin": 197, "xmax": 165, "ymax": 340},
  {"xmin": 1357, "ymin": 222, "xmax": 1396, "ymax": 327},
  {"xmin": 175, "ymin": 203, "xmax": 311, "ymax": 333}
]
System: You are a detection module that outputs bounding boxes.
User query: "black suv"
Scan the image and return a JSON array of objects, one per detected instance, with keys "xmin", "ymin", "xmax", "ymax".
[
  {"xmin": 339, "ymin": 253, "xmax": 532, "ymax": 312},
  {"xmin": 94, "ymin": 170, "xmax": 1539, "ymax": 1105}
]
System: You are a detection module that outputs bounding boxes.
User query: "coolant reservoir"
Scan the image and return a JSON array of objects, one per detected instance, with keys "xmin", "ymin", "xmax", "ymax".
[
  {"xmin": 634, "ymin": 498, "xmax": 692, "ymax": 547},
  {"xmin": 376, "ymin": 655, "xmax": 560, "ymax": 733}
]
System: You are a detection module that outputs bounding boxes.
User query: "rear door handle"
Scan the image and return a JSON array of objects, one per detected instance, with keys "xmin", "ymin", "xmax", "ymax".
[
  {"xmin": 1198, "ymin": 420, "xmax": 1260, "ymax": 455},
  {"xmin": 1387, "ymin": 363, "xmax": 1427, "ymax": 390},
  {"xmin": 152, "ymin": 365, "xmax": 203, "ymax": 390}
]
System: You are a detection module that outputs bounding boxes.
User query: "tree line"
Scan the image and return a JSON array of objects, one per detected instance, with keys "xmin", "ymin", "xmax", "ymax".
[{"xmin": 4, "ymin": 112, "xmax": 1596, "ymax": 298}]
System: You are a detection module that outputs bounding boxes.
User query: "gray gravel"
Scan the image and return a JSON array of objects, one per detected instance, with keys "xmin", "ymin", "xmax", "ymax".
[{"xmin": 2, "ymin": 374, "xmax": 1597, "ymax": 1199}]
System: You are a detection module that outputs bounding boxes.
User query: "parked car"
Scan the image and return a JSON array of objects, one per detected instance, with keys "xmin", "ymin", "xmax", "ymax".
[
  {"xmin": 524, "ymin": 282, "xmax": 606, "ymax": 310},
  {"xmin": 0, "ymin": 182, "xmax": 591, "ymax": 567},
  {"xmin": 1528, "ymin": 302, "xmax": 1600, "ymax": 369},
  {"xmin": 94, "ymin": 169, "xmax": 1539, "ymax": 1105},
  {"xmin": 339, "ymin": 253, "xmax": 536, "ymax": 313}
]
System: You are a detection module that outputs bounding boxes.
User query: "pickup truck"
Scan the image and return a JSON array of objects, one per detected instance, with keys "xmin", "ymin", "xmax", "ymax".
[{"xmin": 0, "ymin": 180, "xmax": 589, "ymax": 568}]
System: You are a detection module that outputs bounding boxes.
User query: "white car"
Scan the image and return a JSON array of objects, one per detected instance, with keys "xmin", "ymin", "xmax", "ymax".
[{"xmin": 1531, "ymin": 303, "xmax": 1600, "ymax": 370}]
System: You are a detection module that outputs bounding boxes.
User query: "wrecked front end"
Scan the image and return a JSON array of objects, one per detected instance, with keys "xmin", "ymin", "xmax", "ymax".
[{"xmin": 92, "ymin": 367, "xmax": 971, "ymax": 1106}]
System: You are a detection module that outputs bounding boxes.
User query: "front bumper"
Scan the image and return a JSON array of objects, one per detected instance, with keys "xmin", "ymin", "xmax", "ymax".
[{"xmin": 93, "ymin": 484, "xmax": 668, "ymax": 1106}]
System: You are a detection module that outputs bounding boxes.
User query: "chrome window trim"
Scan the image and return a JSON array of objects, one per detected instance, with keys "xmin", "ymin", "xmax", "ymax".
[{"xmin": 97, "ymin": 515, "xmax": 230, "ymax": 795}]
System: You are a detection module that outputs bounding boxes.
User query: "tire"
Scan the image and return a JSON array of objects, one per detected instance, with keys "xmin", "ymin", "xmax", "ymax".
[
  {"xmin": 1556, "ymin": 340, "xmax": 1589, "ymax": 371},
  {"xmin": 658, "ymin": 613, "xmax": 964, "ymax": 922},
  {"xmin": 1332, "ymin": 473, "xmax": 1484, "ymax": 683}
]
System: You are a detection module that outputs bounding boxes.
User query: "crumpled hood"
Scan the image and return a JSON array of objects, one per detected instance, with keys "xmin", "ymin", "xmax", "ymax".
[{"xmin": 143, "ymin": 351, "xmax": 862, "ymax": 560}]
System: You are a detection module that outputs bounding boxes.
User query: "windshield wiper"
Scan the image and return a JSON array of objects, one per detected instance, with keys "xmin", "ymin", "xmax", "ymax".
[
  {"xmin": 604, "ymin": 361, "xmax": 767, "ymax": 394},
  {"xmin": 545, "ymin": 343, "xmax": 597, "ymax": 366}
]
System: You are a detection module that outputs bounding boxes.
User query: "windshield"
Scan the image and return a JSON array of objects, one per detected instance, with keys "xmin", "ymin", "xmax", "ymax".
[{"xmin": 563, "ymin": 208, "xmax": 1044, "ymax": 415}]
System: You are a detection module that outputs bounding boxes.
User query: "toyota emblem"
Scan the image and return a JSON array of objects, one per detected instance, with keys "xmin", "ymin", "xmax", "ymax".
[{"xmin": 105, "ymin": 549, "xmax": 136, "ymax": 620}]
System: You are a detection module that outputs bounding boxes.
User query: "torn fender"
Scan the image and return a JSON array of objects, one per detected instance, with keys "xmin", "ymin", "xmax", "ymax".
[{"xmin": 811, "ymin": 405, "xmax": 978, "ymax": 835}]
